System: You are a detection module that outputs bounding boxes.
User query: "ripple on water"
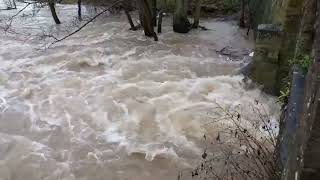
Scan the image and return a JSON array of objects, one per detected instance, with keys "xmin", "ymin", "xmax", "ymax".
[{"xmin": 0, "ymin": 4, "xmax": 278, "ymax": 180}]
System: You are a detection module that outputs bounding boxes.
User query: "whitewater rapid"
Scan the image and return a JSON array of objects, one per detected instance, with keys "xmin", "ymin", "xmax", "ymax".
[{"xmin": 0, "ymin": 3, "xmax": 280, "ymax": 180}]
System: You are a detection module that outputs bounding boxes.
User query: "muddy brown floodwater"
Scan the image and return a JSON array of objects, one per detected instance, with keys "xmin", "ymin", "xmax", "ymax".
[{"xmin": 0, "ymin": 3, "xmax": 280, "ymax": 180}]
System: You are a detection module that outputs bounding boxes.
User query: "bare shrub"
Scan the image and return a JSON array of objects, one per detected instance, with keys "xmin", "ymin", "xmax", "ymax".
[{"xmin": 183, "ymin": 101, "xmax": 281, "ymax": 180}]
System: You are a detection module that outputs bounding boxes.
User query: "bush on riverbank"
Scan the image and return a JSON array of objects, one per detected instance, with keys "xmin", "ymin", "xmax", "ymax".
[{"xmin": 181, "ymin": 101, "xmax": 281, "ymax": 180}]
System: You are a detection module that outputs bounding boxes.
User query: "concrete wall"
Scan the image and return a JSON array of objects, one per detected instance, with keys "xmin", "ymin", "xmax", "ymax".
[
  {"xmin": 249, "ymin": 0, "xmax": 304, "ymax": 94},
  {"xmin": 252, "ymin": 1, "xmax": 320, "ymax": 180},
  {"xmin": 282, "ymin": 63, "xmax": 320, "ymax": 180}
]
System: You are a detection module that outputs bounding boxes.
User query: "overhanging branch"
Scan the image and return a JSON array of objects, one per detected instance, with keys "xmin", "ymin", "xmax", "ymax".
[{"xmin": 50, "ymin": 0, "xmax": 124, "ymax": 46}]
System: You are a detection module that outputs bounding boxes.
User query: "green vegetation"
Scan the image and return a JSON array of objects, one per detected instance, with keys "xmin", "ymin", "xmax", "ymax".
[
  {"xmin": 278, "ymin": 81, "xmax": 291, "ymax": 105},
  {"xmin": 223, "ymin": 0, "xmax": 240, "ymax": 12},
  {"xmin": 278, "ymin": 55, "xmax": 312, "ymax": 105},
  {"xmin": 289, "ymin": 55, "xmax": 313, "ymax": 73}
]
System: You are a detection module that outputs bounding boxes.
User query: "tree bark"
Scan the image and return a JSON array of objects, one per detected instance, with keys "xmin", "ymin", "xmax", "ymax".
[
  {"xmin": 122, "ymin": 1, "xmax": 137, "ymax": 30},
  {"xmin": 192, "ymin": 0, "xmax": 201, "ymax": 28},
  {"xmin": 157, "ymin": 10, "xmax": 163, "ymax": 33},
  {"xmin": 294, "ymin": 0, "xmax": 317, "ymax": 58},
  {"xmin": 239, "ymin": 0, "xmax": 245, "ymax": 28},
  {"xmin": 78, "ymin": 0, "xmax": 82, "ymax": 21},
  {"xmin": 49, "ymin": 1, "xmax": 61, "ymax": 24},
  {"xmin": 137, "ymin": 0, "xmax": 158, "ymax": 41},
  {"xmin": 159, "ymin": 0, "xmax": 167, "ymax": 11},
  {"xmin": 152, "ymin": 0, "xmax": 157, "ymax": 26},
  {"xmin": 124, "ymin": 9, "xmax": 137, "ymax": 30},
  {"xmin": 173, "ymin": 0, "xmax": 191, "ymax": 33},
  {"xmin": 12, "ymin": 0, "xmax": 17, "ymax": 9},
  {"xmin": 315, "ymin": 1, "xmax": 320, "ymax": 63}
]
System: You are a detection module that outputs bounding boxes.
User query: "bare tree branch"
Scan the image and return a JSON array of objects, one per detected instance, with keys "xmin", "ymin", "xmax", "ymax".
[
  {"xmin": 50, "ymin": 0, "xmax": 124, "ymax": 46},
  {"xmin": 3, "ymin": 1, "xmax": 37, "ymax": 32}
]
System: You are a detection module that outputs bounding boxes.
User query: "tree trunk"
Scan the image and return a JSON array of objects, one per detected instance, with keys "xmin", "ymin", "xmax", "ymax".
[
  {"xmin": 152, "ymin": 0, "xmax": 157, "ymax": 26},
  {"xmin": 78, "ymin": 0, "xmax": 82, "ymax": 21},
  {"xmin": 137, "ymin": 0, "xmax": 158, "ymax": 41},
  {"xmin": 49, "ymin": 1, "xmax": 61, "ymax": 24},
  {"xmin": 159, "ymin": 0, "xmax": 167, "ymax": 11},
  {"xmin": 12, "ymin": 0, "xmax": 17, "ymax": 9},
  {"xmin": 122, "ymin": 1, "xmax": 137, "ymax": 30},
  {"xmin": 239, "ymin": 0, "xmax": 245, "ymax": 28},
  {"xmin": 294, "ymin": 0, "xmax": 317, "ymax": 58},
  {"xmin": 158, "ymin": 10, "xmax": 163, "ymax": 33},
  {"xmin": 124, "ymin": 9, "xmax": 137, "ymax": 30},
  {"xmin": 173, "ymin": 0, "xmax": 191, "ymax": 33},
  {"xmin": 192, "ymin": 0, "xmax": 201, "ymax": 28},
  {"xmin": 315, "ymin": 2, "xmax": 320, "ymax": 63},
  {"xmin": 139, "ymin": 12, "xmax": 144, "ymax": 27}
]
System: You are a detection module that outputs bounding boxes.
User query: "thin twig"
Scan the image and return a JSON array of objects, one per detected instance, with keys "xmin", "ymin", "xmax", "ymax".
[
  {"xmin": 50, "ymin": 0, "xmax": 124, "ymax": 46},
  {"xmin": 4, "ymin": 2, "xmax": 33, "ymax": 32}
]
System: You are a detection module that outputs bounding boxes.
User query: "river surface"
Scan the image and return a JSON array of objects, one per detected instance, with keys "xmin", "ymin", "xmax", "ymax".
[{"xmin": 0, "ymin": 3, "xmax": 280, "ymax": 180}]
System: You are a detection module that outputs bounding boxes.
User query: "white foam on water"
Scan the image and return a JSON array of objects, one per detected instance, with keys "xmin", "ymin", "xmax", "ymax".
[{"xmin": 0, "ymin": 3, "xmax": 280, "ymax": 180}]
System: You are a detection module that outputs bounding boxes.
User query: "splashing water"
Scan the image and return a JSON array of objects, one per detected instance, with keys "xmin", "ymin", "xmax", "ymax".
[{"xmin": 0, "ymin": 3, "xmax": 280, "ymax": 180}]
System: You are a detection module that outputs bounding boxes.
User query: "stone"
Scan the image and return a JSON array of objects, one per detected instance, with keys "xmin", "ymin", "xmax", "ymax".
[{"xmin": 256, "ymin": 24, "xmax": 283, "ymax": 45}]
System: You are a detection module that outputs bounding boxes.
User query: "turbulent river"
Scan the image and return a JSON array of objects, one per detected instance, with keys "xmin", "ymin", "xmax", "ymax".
[{"xmin": 0, "ymin": 3, "xmax": 280, "ymax": 180}]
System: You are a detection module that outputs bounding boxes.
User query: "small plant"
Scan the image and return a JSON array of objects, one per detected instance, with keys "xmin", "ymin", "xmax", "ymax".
[
  {"xmin": 289, "ymin": 55, "xmax": 313, "ymax": 73},
  {"xmin": 278, "ymin": 81, "xmax": 290, "ymax": 106},
  {"xmin": 279, "ymin": 55, "xmax": 312, "ymax": 106},
  {"xmin": 300, "ymin": 55, "xmax": 312, "ymax": 72}
]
